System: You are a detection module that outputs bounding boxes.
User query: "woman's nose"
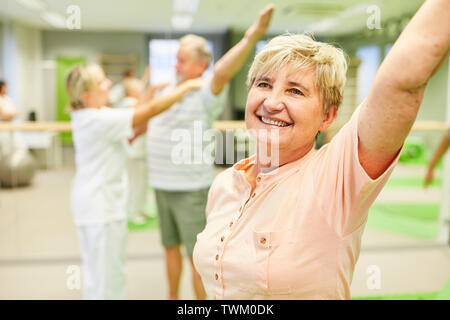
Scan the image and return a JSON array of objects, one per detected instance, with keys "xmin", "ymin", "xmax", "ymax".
[{"xmin": 263, "ymin": 92, "xmax": 285, "ymax": 113}]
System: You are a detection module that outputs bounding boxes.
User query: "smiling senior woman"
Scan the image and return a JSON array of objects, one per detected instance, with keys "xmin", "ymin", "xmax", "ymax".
[{"xmin": 193, "ymin": 0, "xmax": 450, "ymax": 300}]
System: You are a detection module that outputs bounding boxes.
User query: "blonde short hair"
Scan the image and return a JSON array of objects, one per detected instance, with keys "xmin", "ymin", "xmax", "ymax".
[
  {"xmin": 179, "ymin": 34, "xmax": 212, "ymax": 64},
  {"xmin": 247, "ymin": 33, "xmax": 347, "ymax": 113},
  {"xmin": 66, "ymin": 64, "xmax": 104, "ymax": 111}
]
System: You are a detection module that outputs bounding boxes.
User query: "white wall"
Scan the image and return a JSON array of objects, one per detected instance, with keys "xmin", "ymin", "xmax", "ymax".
[
  {"xmin": 0, "ymin": 19, "xmax": 18, "ymax": 105},
  {"xmin": 417, "ymin": 58, "xmax": 449, "ymax": 121},
  {"xmin": 438, "ymin": 61, "xmax": 450, "ymax": 244},
  {"xmin": 0, "ymin": 19, "xmax": 43, "ymax": 121},
  {"xmin": 15, "ymin": 23, "xmax": 43, "ymax": 120},
  {"xmin": 0, "ymin": 23, "xmax": 3, "ymax": 78},
  {"xmin": 408, "ymin": 58, "xmax": 449, "ymax": 154},
  {"xmin": 41, "ymin": 30, "xmax": 148, "ymax": 120}
]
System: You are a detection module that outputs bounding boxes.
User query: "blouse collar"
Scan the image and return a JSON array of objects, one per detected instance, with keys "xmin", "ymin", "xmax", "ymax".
[{"xmin": 232, "ymin": 146, "xmax": 317, "ymax": 188}]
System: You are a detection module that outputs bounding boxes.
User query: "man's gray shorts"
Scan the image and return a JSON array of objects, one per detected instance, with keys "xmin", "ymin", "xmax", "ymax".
[{"xmin": 154, "ymin": 188, "xmax": 209, "ymax": 257}]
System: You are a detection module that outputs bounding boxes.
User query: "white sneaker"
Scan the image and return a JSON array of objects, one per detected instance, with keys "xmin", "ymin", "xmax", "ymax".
[
  {"xmin": 142, "ymin": 211, "xmax": 157, "ymax": 219},
  {"xmin": 130, "ymin": 215, "xmax": 146, "ymax": 225}
]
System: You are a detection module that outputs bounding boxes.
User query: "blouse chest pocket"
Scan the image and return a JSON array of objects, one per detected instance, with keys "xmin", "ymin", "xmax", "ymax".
[
  {"xmin": 253, "ymin": 230, "xmax": 293, "ymax": 249},
  {"xmin": 249, "ymin": 227, "xmax": 324, "ymax": 298},
  {"xmin": 245, "ymin": 229, "xmax": 296, "ymax": 296}
]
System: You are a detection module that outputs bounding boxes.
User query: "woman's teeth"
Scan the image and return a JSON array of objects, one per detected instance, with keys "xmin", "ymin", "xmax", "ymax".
[{"xmin": 261, "ymin": 116, "xmax": 290, "ymax": 127}]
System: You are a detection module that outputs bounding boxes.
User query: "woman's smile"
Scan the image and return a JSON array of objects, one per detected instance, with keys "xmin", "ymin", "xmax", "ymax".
[{"xmin": 258, "ymin": 115, "xmax": 292, "ymax": 128}]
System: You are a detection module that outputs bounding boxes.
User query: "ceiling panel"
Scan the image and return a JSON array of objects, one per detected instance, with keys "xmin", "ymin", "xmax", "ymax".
[{"xmin": 0, "ymin": 0, "xmax": 425, "ymax": 36}]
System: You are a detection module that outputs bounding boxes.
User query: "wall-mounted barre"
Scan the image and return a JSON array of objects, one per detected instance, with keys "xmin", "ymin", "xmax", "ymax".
[{"xmin": 0, "ymin": 121, "xmax": 449, "ymax": 132}]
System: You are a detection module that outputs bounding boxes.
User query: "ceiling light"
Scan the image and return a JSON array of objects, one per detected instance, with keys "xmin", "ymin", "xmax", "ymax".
[
  {"xmin": 338, "ymin": 3, "xmax": 373, "ymax": 18},
  {"xmin": 171, "ymin": 14, "xmax": 193, "ymax": 30},
  {"xmin": 15, "ymin": 0, "xmax": 47, "ymax": 11},
  {"xmin": 173, "ymin": 0, "xmax": 199, "ymax": 14},
  {"xmin": 306, "ymin": 18, "xmax": 339, "ymax": 33},
  {"xmin": 41, "ymin": 11, "xmax": 66, "ymax": 28}
]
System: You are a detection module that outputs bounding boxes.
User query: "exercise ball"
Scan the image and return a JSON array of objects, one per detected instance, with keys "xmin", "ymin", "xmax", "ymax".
[
  {"xmin": 399, "ymin": 141, "xmax": 425, "ymax": 164},
  {"xmin": 0, "ymin": 149, "xmax": 36, "ymax": 188}
]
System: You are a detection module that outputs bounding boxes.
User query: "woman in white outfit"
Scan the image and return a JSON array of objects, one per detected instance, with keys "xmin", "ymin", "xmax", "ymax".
[{"xmin": 65, "ymin": 64, "xmax": 203, "ymax": 299}]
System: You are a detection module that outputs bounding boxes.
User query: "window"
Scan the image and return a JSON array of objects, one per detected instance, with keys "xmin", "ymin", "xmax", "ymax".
[
  {"xmin": 149, "ymin": 39, "xmax": 214, "ymax": 84},
  {"xmin": 356, "ymin": 45, "xmax": 381, "ymax": 104},
  {"xmin": 384, "ymin": 43, "xmax": 393, "ymax": 58},
  {"xmin": 255, "ymin": 40, "xmax": 268, "ymax": 55}
]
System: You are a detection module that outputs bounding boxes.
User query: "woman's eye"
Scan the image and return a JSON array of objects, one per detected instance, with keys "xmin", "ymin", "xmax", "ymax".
[
  {"xmin": 257, "ymin": 82, "xmax": 270, "ymax": 88},
  {"xmin": 289, "ymin": 88, "xmax": 303, "ymax": 95}
]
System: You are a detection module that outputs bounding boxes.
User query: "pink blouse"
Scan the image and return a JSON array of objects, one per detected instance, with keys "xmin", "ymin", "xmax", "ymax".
[{"xmin": 193, "ymin": 106, "xmax": 400, "ymax": 299}]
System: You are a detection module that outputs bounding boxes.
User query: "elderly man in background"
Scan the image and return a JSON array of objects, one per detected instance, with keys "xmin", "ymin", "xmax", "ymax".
[{"xmin": 146, "ymin": 5, "xmax": 274, "ymax": 300}]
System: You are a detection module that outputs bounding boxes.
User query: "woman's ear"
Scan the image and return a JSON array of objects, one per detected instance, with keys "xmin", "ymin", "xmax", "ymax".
[
  {"xmin": 319, "ymin": 105, "xmax": 337, "ymax": 132},
  {"xmin": 81, "ymin": 91, "xmax": 89, "ymax": 107},
  {"xmin": 198, "ymin": 60, "xmax": 209, "ymax": 74}
]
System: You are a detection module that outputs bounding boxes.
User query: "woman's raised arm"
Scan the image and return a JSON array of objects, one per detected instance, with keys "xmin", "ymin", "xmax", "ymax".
[{"xmin": 358, "ymin": 0, "xmax": 450, "ymax": 179}]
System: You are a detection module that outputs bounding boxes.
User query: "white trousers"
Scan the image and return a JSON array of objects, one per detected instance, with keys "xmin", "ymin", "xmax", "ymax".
[
  {"xmin": 76, "ymin": 220, "xmax": 127, "ymax": 300},
  {"xmin": 126, "ymin": 158, "xmax": 148, "ymax": 220}
]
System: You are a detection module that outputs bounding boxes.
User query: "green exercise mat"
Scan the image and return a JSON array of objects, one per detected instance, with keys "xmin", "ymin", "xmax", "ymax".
[
  {"xmin": 367, "ymin": 203, "xmax": 440, "ymax": 239},
  {"xmin": 353, "ymin": 291, "xmax": 438, "ymax": 300},
  {"xmin": 128, "ymin": 216, "xmax": 159, "ymax": 231},
  {"xmin": 435, "ymin": 278, "xmax": 450, "ymax": 300},
  {"xmin": 385, "ymin": 176, "xmax": 442, "ymax": 188},
  {"xmin": 353, "ymin": 278, "xmax": 450, "ymax": 300},
  {"xmin": 128, "ymin": 187, "xmax": 159, "ymax": 231}
]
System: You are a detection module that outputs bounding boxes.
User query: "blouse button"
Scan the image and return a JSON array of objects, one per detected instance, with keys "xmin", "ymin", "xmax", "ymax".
[
  {"xmin": 229, "ymin": 221, "xmax": 233, "ymax": 227},
  {"xmin": 256, "ymin": 176, "xmax": 261, "ymax": 182},
  {"xmin": 215, "ymin": 254, "xmax": 219, "ymax": 261},
  {"xmin": 260, "ymin": 237, "xmax": 267, "ymax": 245},
  {"xmin": 215, "ymin": 274, "xmax": 219, "ymax": 280},
  {"xmin": 220, "ymin": 236, "xmax": 224, "ymax": 242}
]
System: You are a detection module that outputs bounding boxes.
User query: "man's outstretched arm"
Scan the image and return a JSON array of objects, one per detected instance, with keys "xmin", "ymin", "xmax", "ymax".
[{"xmin": 210, "ymin": 4, "xmax": 274, "ymax": 96}]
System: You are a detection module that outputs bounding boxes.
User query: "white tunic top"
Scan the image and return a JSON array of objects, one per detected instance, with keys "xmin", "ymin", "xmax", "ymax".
[{"xmin": 70, "ymin": 107, "xmax": 134, "ymax": 226}]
